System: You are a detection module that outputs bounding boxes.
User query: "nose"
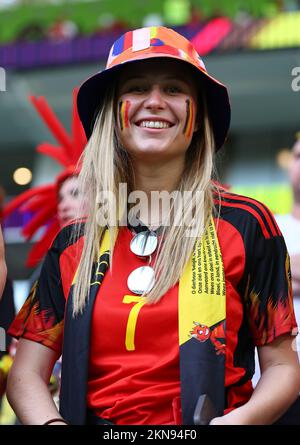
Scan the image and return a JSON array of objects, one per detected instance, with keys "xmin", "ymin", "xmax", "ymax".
[
  {"xmin": 58, "ymin": 198, "xmax": 71, "ymax": 214},
  {"xmin": 143, "ymin": 85, "xmax": 165, "ymax": 109}
]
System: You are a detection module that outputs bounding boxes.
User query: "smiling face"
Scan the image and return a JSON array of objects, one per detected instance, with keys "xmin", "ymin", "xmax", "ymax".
[
  {"xmin": 57, "ymin": 176, "xmax": 84, "ymax": 227},
  {"xmin": 115, "ymin": 58, "xmax": 199, "ymax": 163}
]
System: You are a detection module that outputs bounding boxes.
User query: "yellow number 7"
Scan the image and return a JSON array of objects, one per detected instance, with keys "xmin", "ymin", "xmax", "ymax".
[{"xmin": 122, "ymin": 295, "xmax": 147, "ymax": 351}]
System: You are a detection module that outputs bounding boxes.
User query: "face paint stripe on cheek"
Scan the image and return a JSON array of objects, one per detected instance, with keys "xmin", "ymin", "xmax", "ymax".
[
  {"xmin": 186, "ymin": 99, "xmax": 194, "ymax": 139},
  {"xmin": 183, "ymin": 98, "xmax": 191, "ymax": 136},
  {"xmin": 124, "ymin": 100, "xmax": 130, "ymax": 128},
  {"xmin": 119, "ymin": 100, "xmax": 130, "ymax": 130},
  {"xmin": 118, "ymin": 101, "xmax": 124, "ymax": 131}
]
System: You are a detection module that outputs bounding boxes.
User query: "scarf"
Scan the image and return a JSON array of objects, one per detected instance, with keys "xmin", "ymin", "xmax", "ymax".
[{"xmin": 60, "ymin": 216, "xmax": 226, "ymax": 424}]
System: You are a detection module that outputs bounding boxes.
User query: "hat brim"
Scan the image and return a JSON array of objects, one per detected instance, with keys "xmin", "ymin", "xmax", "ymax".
[{"xmin": 77, "ymin": 55, "xmax": 231, "ymax": 151}]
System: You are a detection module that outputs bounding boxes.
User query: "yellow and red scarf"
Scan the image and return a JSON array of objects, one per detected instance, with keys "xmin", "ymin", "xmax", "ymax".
[{"xmin": 60, "ymin": 216, "xmax": 226, "ymax": 424}]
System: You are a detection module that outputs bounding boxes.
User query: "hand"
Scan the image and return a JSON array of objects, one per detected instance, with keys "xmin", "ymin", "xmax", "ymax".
[
  {"xmin": 209, "ymin": 409, "xmax": 247, "ymax": 425},
  {"xmin": 209, "ymin": 416, "xmax": 230, "ymax": 425}
]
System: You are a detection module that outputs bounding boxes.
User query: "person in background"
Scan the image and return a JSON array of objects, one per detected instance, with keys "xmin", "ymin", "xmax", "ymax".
[
  {"xmin": 3, "ymin": 89, "xmax": 87, "ymax": 270},
  {"xmin": 2, "ymin": 90, "xmax": 87, "ymax": 413},
  {"xmin": 57, "ymin": 175, "xmax": 84, "ymax": 229},
  {"xmin": 47, "ymin": 15, "xmax": 79, "ymax": 42},
  {"xmin": 276, "ymin": 133, "xmax": 300, "ymax": 309},
  {"xmin": 252, "ymin": 132, "xmax": 300, "ymax": 424},
  {"xmin": 275, "ymin": 133, "xmax": 300, "ymax": 372}
]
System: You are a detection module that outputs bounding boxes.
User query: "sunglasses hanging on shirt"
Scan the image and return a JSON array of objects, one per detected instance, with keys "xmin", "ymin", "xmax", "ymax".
[{"xmin": 127, "ymin": 223, "xmax": 162, "ymax": 295}]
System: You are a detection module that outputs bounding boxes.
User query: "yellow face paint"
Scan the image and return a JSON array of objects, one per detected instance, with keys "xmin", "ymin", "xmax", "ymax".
[
  {"xmin": 118, "ymin": 100, "xmax": 130, "ymax": 130},
  {"xmin": 183, "ymin": 98, "xmax": 194, "ymax": 139}
]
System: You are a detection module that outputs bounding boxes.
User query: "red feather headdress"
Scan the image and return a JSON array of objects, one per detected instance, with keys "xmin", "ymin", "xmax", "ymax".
[{"xmin": 3, "ymin": 89, "xmax": 87, "ymax": 268}]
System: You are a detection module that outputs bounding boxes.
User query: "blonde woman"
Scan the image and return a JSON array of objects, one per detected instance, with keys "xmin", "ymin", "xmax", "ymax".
[{"xmin": 7, "ymin": 27, "xmax": 300, "ymax": 425}]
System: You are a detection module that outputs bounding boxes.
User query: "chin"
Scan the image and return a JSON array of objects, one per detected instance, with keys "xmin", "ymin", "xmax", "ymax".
[
  {"xmin": 60, "ymin": 217, "xmax": 73, "ymax": 226},
  {"xmin": 132, "ymin": 144, "xmax": 172, "ymax": 156}
]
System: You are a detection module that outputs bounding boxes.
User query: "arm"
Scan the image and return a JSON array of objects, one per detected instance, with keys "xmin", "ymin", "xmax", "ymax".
[
  {"xmin": 0, "ymin": 227, "xmax": 7, "ymax": 299},
  {"xmin": 210, "ymin": 334, "xmax": 300, "ymax": 425},
  {"xmin": 7, "ymin": 338, "xmax": 66, "ymax": 425}
]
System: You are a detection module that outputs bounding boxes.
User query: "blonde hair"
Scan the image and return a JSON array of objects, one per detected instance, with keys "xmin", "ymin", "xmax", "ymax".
[{"xmin": 72, "ymin": 83, "xmax": 219, "ymax": 315}]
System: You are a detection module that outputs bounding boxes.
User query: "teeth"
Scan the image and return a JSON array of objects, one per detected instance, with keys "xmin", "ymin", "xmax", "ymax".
[{"xmin": 139, "ymin": 121, "xmax": 170, "ymax": 129}]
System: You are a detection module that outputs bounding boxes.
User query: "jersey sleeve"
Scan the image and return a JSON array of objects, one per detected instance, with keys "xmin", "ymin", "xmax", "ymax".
[
  {"xmin": 244, "ymin": 217, "xmax": 298, "ymax": 346},
  {"xmin": 8, "ymin": 232, "xmax": 67, "ymax": 354}
]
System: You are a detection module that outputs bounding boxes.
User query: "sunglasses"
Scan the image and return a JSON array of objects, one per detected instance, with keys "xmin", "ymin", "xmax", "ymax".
[{"xmin": 127, "ymin": 229, "xmax": 159, "ymax": 295}]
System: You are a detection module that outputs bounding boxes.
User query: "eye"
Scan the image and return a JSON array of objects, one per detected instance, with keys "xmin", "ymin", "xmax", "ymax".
[
  {"xmin": 71, "ymin": 188, "xmax": 79, "ymax": 198},
  {"xmin": 165, "ymin": 85, "xmax": 182, "ymax": 94},
  {"xmin": 127, "ymin": 84, "xmax": 148, "ymax": 93}
]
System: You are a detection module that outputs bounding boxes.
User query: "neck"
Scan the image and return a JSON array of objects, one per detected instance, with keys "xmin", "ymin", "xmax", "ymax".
[
  {"xmin": 133, "ymin": 157, "xmax": 185, "ymax": 193},
  {"xmin": 130, "ymin": 156, "xmax": 185, "ymax": 227}
]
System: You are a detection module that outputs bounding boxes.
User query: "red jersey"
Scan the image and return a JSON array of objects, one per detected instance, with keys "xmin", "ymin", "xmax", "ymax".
[{"xmin": 9, "ymin": 192, "xmax": 298, "ymax": 424}]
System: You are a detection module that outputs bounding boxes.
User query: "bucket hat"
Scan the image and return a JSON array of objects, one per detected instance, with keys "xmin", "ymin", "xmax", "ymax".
[{"xmin": 77, "ymin": 26, "xmax": 230, "ymax": 151}]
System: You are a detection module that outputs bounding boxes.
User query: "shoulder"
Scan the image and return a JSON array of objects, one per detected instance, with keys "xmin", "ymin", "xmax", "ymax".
[
  {"xmin": 51, "ymin": 220, "xmax": 85, "ymax": 255},
  {"xmin": 213, "ymin": 190, "xmax": 281, "ymax": 240}
]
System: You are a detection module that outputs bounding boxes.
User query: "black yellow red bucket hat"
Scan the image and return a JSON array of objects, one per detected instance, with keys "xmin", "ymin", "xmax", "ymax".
[{"xmin": 77, "ymin": 26, "xmax": 231, "ymax": 151}]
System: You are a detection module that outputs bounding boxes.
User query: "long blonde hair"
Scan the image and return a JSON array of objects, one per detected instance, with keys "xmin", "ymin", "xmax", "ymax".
[{"xmin": 72, "ymin": 83, "xmax": 219, "ymax": 315}]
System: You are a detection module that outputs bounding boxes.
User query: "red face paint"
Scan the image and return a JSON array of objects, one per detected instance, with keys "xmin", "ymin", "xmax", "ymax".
[
  {"xmin": 183, "ymin": 98, "xmax": 194, "ymax": 139},
  {"xmin": 118, "ymin": 100, "xmax": 130, "ymax": 130}
]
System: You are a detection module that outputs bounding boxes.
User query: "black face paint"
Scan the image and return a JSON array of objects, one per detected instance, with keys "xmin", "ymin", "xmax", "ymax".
[{"xmin": 183, "ymin": 98, "xmax": 191, "ymax": 136}]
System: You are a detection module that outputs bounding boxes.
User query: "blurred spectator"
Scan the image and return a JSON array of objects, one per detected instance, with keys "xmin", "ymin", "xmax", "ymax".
[
  {"xmin": 254, "ymin": 135, "xmax": 300, "ymax": 390},
  {"xmin": 276, "ymin": 133, "xmax": 300, "ymax": 328},
  {"xmin": 16, "ymin": 23, "xmax": 46, "ymax": 42},
  {"xmin": 57, "ymin": 175, "xmax": 84, "ymax": 229},
  {"xmin": 47, "ymin": 15, "xmax": 79, "ymax": 42},
  {"xmin": 188, "ymin": 4, "xmax": 204, "ymax": 26},
  {"xmin": 95, "ymin": 13, "xmax": 128, "ymax": 36},
  {"xmin": 143, "ymin": 13, "xmax": 164, "ymax": 27},
  {"xmin": 252, "ymin": 134, "xmax": 300, "ymax": 424}
]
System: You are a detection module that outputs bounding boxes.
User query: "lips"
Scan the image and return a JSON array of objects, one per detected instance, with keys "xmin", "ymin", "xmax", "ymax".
[{"xmin": 135, "ymin": 118, "xmax": 174, "ymax": 129}]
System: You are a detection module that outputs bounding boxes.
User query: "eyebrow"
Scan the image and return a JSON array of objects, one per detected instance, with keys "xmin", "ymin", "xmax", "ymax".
[{"xmin": 123, "ymin": 75, "xmax": 189, "ymax": 84}]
